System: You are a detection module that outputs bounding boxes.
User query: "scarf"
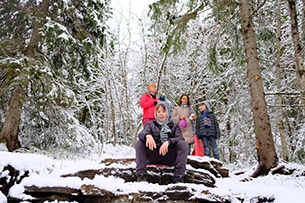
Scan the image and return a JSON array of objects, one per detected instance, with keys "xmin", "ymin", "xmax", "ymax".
[
  {"xmin": 150, "ymin": 93, "xmax": 156, "ymax": 99},
  {"xmin": 181, "ymin": 104, "xmax": 188, "ymax": 108},
  {"xmin": 156, "ymin": 119, "xmax": 171, "ymax": 143},
  {"xmin": 202, "ymin": 111, "xmax": 212, "ymax": 128}
]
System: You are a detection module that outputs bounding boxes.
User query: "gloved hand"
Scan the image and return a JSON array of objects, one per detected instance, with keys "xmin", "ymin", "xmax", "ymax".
[{"xmin": 159, "ymin": 95, "xmax": 166, "ymax": 101}]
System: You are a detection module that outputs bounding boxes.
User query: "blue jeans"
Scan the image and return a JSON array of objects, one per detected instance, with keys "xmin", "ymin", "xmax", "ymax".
[
  {"xmin": 201, "ymin": 136, "xmax": 219, "ymax": 160},
  {"xmin": 188, "ymin": 144, "xmax": 192, "ymax": 155}
]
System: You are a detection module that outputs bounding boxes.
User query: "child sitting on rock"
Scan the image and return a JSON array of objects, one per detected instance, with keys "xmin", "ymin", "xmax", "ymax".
[{"xmin": 135, "ymin": 102, "xmax": 189, "ymax": 183}]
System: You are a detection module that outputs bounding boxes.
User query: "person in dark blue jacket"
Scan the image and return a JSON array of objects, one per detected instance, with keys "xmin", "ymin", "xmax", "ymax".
[
  {"xmin": 135, "ymin": 102, "xmax": 188, "ymax": 183},
  {"xmin": 196, "ymin": 101, "xmax": 220, "ymax": 160}
]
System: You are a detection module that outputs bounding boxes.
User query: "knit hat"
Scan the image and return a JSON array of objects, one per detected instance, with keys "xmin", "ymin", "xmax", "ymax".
[
  {"xmin": 202, "ymin": 100, "xmax": 211, "ymax": 110},
  {"xmin": 147, "ymin": 83, "xmax": 156, "ymax": 90}
]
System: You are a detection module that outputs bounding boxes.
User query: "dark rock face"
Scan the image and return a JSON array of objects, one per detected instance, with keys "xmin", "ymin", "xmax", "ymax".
[
  {"xmin": 61, "ymin": 157, "xmax": 227, "ymax": 186},
  {"xmin": 0, "ymin": 165, "xmax": 29, "ymax": 196},
  {"xmin": 1, "ymin": 156, "xmax": 234, "ymax": 202}
]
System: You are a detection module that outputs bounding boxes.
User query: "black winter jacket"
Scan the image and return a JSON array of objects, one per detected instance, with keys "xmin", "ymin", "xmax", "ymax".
[
  {"xmin": 138, "ymin": 120, "xmax": 185, "ymax": 147},
  {"xmin": 196, "ymin": 111, "xmax": 220, "ymax": 139}
]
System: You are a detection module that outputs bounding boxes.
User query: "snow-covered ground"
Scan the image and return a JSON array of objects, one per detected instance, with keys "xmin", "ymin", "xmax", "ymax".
[{"xmin": 0, "ymin": 143, "xmax": 305, "ymax": 203}]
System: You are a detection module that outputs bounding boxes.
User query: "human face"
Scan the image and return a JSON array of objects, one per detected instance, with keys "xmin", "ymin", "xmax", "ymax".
[
  {"xmin": 156, "ymin": 106, "xmax": 167, "ymax": 122},
  {"xmin": 200, "ymin": 104, "xmax": 206, "ymax": 111},
  {"xmin": 181, "ymin": 96, "xmax": 188, "ymax": 105},
  {"xmin": 148, "ymin": 85, "xmax": 157, "ymax": 95}
]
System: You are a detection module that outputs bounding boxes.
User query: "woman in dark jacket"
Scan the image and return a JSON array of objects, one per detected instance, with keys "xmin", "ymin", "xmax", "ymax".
[
  {"xmin": 136, "ymin": 101, "xmax": 189, "ymax": 183},
  {"xmin": 196, "ymin": 101, "xmax": 220, "ymax": 160}
]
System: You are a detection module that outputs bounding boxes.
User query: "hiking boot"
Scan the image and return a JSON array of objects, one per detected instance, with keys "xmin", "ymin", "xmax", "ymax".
[
  {"xmin": 137, "ymin": 174, "xmax": 147, "ymax": 182},
  {"xmin": 173, "ymin": 175, "xmax": 184, "ymax": 183}
]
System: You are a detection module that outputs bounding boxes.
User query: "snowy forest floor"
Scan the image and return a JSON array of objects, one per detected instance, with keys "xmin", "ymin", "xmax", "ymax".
[{"xmin": 1, "ymin": 144, "xmax": 305, "ymax": 203}]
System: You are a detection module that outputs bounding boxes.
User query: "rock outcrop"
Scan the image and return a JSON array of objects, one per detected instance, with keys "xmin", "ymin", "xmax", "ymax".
[{"xmin": 1, "ymin": 156, "xmax": 232, "ymax": 203}]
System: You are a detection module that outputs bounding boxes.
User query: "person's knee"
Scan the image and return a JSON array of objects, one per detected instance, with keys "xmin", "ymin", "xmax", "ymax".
[
  {"xmin": 177, "ymin": 140, "xmax": 188, "ymax": 150},
  {"xmin": 205, "ymin": 147, "xmax": 210, "ymax": 155},
  {"xmin": 136, "ymin": 139, "xmax": 145, "ymax": 150}
]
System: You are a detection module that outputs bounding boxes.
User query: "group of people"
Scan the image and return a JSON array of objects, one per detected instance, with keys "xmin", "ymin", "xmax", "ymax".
[{"xmin": 135, "ymin": 83, "xmax": 221, "ymax": 183}]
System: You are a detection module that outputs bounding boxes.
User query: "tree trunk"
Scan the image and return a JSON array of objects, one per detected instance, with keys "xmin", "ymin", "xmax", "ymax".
[
  {"xmin": 287, "ymin": 0, "xmax": 305, "ymax": 108},
  {"xmin": 276, "ymin": 0, "xmax": 288, "ymax": 161},
  {"xmin": 0, "ymin": 0, "xmax": 50, "ymax": 151},
  {"xmin": 108, "ymin": 79, "xmax": 117, "ymax": 145},
  {"xmin": 239, "ymin": 0, "xmax": 278, "ymax": 177},
  {"xmin": 301, "ymin": 0, "xmax": 305, "ymax": 41}
]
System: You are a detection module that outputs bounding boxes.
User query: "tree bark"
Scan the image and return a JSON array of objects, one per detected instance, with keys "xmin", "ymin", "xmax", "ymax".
[
  {"xmin": 301, "ymin": 0, "xmax": 305, "ymax": 41},
  {"xmin": 0, "ymin": 0, "xmax": 50, "ymax": 151},
  {"xmin": 239, "ymin": 0, "xmax": 278, "ymax": 177},
  {"xmin": 287, "ymin": 0, "xmax": 305, "ymax": 108},
  {"xmin": 276, "ymin": 0, "xmax": 288, "ymax": 161}
]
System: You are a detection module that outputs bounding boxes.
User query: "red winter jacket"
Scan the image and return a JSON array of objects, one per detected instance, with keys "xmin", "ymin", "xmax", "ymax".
[{"xmin": 140, "ymin": 93, "xmax": 157, "ymax": 119}]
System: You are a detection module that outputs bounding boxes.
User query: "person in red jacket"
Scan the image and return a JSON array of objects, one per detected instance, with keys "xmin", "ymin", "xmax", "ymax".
[{"xmin": 140, "ymin": 83, "xmax": 160, "ymax": 126}]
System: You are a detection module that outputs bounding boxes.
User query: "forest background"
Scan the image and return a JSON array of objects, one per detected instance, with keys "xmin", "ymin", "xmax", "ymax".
[{"xmin": 0, "ymin": 0, "xmax": 305, "ymax": 171}]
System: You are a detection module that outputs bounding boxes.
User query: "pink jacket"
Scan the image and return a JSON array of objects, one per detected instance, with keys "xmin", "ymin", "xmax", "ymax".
[{"xmin": 140, "ymin": 93, "xmax": 157, "ymax": 119}]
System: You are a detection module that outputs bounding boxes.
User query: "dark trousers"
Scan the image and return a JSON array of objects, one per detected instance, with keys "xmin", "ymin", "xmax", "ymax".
[
  {"xmin": 188, "ymin": 144, "xmax": 192, "ymax": 155},
  {"xmin": 136, "ymin": 139, "xmax": 188, "ymax": 176},
  {"xmin": 201, "ymin": 136, "xmax": 219, "ymax": 160}
]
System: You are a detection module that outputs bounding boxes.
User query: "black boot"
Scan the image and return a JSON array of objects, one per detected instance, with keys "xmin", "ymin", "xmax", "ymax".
[
  {"xmin": 173, "ymin": 175, "xmax": 184, "ymax": 183},
  {"xmin": 137, "ymin": 174, "xmax": 147, "ymax": 182}
]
